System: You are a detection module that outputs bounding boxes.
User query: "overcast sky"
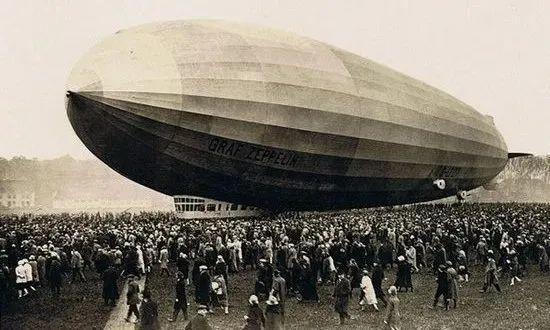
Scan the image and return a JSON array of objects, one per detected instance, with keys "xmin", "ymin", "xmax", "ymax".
[{"xmin": 1, "ymin": 0, "xmax": 549, "ymax": 159}]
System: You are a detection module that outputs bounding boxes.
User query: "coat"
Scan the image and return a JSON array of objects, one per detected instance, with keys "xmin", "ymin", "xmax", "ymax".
[
  {"xmin": 15, "ymin": 265, "xmax": 27, "ymax": 284},
  {"xmin": 271, "ymin": 275, "xmax": 287, "ymax": 306},
  {"xmin": 446, "ymin": 267, "xmax": 458, "ymax": 300},
  {"xmin": 265, "ymin": 304, "xmax": 284, "ymax": 330},
  {"xmin": 127, "ymin": 280, "xmax": 141, "ymax": 305},
  {"xmin": 360, "ymin": 275, "xmax": 377, "ymax": 305},
  {"xmin": 333, "ymin": 277, "xmax": 351, "ymax": 314},
  {"xmin": 102, "ymin": 266, "xmax": 119, "ymax": 300},
  {"xmin": 384, "ymin": 296, "xmax": 401, "ymax": 330},
  {"xmin": 197, "ymin": 271, "xmax": 211, "ymax": 305},
  {"xmin": 139, "ymin": 299, "xmax": 160, "ymax": 330},
  {"xmin": 243, "ymin": 304, "xmax": 265, "ymax": 330}
]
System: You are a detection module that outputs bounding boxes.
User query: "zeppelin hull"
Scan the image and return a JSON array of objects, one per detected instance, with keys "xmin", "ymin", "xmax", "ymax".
[{"xmin": 66, "ymin": 20, "xmax": 508, "ymax": 210}]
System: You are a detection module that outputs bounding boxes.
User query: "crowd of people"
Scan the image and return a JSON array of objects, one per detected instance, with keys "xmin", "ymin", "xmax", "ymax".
[{"xmin": 0, "ymin": 202, "xmax": 549, "ymax": 329}]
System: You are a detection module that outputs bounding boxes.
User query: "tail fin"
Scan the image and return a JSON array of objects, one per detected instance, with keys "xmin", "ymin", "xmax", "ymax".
[{"xmin": 508, "ymin": 152, "xmax": 533, "ymax": 159}]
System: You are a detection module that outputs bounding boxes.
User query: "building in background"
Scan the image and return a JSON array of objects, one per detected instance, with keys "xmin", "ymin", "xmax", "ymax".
[
  {"xmin": 173, "ymin": 195, "xmax": 262, "ymax": 219},
  {"xmin": 0, "ymin": 179, "xmax": 35, "ymax": 209}
]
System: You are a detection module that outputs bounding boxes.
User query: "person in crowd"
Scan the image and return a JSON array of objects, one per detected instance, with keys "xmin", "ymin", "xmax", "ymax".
[
  {"xmin": 271, "ymin": 269, "xmax": 287, "ymax": 320},
  {"xmin": 371, "ymin": 262, "xmax": 387, "ymax": 307},
  {"xmin": 333, "ymin": 272, "xmax": 352, "ymax": 325},
  {"xmin": 243, "ymin": 294, "xmax": 265, "ymax": 330},
  {"xmin": 71, "ymin": 250, "xmax": 86, "ymax": 283},
  {"xmin": 139, "ymin": 289, "xmax": 160, "ymax": 330},
  {"xmin": 159, "ymin": 245, "xmax": 170, "ymax": 276},
  {"xmin": 265, "ymin": 295, "xmax": 284, "ymax": 330},
  {"xmin": 383, "ymin": 286, "xmax": 401, "ymax": 330},
  {"xmin": 359, "ymin": 269, "xmax": 379, "ymax": 311},
  {"xmin": 431, "ymin": 264, "xmax": 449, "ymax": 310},
  {"xmin": 49, "ymin": 253, "xmax": 63, "ymax": 296},
  {"xmin": 394, "ymin": 256, "xmax": 413, "ymax": 292},
  {"xmin": 446, "ymin": 261, "xmax": 458, "ymax": 309},
  {"xmin": 177, "ymin": 253, "xmax": 190, "ymax": 285},
  {"xmin": 126, "ymin": 275, "xmax": 141, "ymax": 323},
  {"xmin": 214, "ymin": 255, "xmax": 229, "ymax": 289},
  {"xmin": 102, "ymin": 263, "xmax": 119, "ymax": 307},
  {"xmin": 508, "ymin": 250, "xmax": 522, "ymax": 286},
  {"xmin": 185, "ymin": 305, "xmax": 213, "ymax": 330},
  {"xmin": 197, "ymin": 265, "xmax": 212, "ymax": 312},
  {"xmin": 480, "ymin": 251, "xmax": 501, "ymax": 293},
  {"xmin": 168, "ymin": 271, "xmax": 188, "ymax": 322},
  {"xmin": 15, "ymin": 260, "xmax": 28, "ymax": 298},
  {"xmin": 212, "ymin": 273, "xmax": 229, "ymax": 314}
]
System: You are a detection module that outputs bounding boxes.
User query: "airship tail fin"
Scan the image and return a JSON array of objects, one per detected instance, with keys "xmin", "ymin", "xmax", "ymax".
[{"xmin": 508, "ymin": 152, "xmax": 533, "ymax": 159}]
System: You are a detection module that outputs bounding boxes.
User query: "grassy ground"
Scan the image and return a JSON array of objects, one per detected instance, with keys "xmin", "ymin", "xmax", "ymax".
[
  {"xmin": 2, "ymin": 265, "xmax": 549, "ymax": 329},
  {"xmin": 146, "ymin": 264, "xmax": 550, "ymax": 330},
  {"xmin": 1, "ymin": 270, "xmax": 121, "ymax": 330}
]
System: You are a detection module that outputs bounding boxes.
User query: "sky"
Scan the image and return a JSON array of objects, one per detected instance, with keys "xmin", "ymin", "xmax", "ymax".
[{"xmin": 1, "ymin": 0, "xmax": 549, "ymax": 159}]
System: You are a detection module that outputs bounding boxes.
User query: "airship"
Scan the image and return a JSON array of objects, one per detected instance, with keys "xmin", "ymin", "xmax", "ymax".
[{"xmin": 66, "ymin": 20, "xmax": 514, "ymax": 211}]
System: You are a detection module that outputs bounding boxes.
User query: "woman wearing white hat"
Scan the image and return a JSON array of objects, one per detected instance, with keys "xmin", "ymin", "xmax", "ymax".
[
  {"xmin": 383, "ymin": 286, "xmax": 401, "ymax": 330},
  {"xmin": 15, "ymin": 260, "xmax": 28, "ymax": 298},
  {"xmin": 243, "ymin": 295, "xmax": 265, "ymax": 330},
  {"xmin": 265, "ymin": 295, "xmax": 283, "ymax": 330},
  {"xmin": 359, "ymin": 270, "xmax": 379, "ymax": 311}
]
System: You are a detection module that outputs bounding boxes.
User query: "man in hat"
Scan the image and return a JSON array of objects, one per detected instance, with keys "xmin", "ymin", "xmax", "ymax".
[
  {"xmin": 197, "ymin": 265, "xmax": 212, "ymax": 312},
  {"xmin": 168, "ymin": 271, "xmax": 188, "ymax": 322},
  {"xmin": 185, "ymin": 305, "xmax": 213, "ymax": 330},
  {"xmin": 333, "ymin": 272, "xmax": 352, "ymax": 325},
  {"xmin": 431, "ymin": 264, "xmax": 449, "ymax": 310},
  {"xmin": 271, "ymin": 269, "xmax": 287, "ymax": 320},
  {"xmin": 126, "ymin": 275, "xmax": 141, "ymax": 323},
  {"xmin": 372, "ymin": 262, "xmax": 387, "ymax": 307},
  {"xmin": 480, "ymin": 250, "xmax": 501, "ymax": 293}
]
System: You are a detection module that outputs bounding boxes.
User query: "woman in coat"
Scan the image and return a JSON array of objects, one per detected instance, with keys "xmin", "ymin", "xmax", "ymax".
[
  {"xmin": 394, "ymin": 256, "xmax": 413, "ymax": 292},
  {"xmin": 243, "ymin": 295, "xmax": 265, "ymax": 330},
  {"xmin": 102, "ymin": 264, "xmax": 119, "ymax": 307},
  {"xmin": 446, "ymin": 262, "xmax": 458, "ymax": 309},
  {"xmin": 212, "ymin": 274, "xmax": 229, "ymax": 314},
  {"xmin": 139, "ymin": 289, "xmax": 160, "ymax": 330},
  {"xmin": 333, "ymin": 273, "xmax": 352, "ymax": 325},
  {"xmin": 384, "ymin": 286, "xmax": 401, "ymax": 330},
  {"xmin": 265, "ymin": 295, "xmax": 284, "ymax": 330},
  {"xmin": 359, "ymin": 270, "xmax": 379, "ymax": 311}
]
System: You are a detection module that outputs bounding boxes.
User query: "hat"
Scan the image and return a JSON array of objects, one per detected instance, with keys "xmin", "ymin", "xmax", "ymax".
[
  {"xmin": 397, "ymin": 255, "xmax": 405, "ymax": 262},
  {"xmin": 362, "ymin": 269, "xmax": 369, "ymax": 275},
  {"xmin": 29, "ymin": 255, "xmax": 36, "ymax": 261},
  {"xmin": 199, "ymin": 265, "xmax": 208, "ymax": 271},
  {"xmin": 18, "ymin": 260, "xmax": 24, "ymax": 266},
  {"xmin": 388, "ymin": 286, "xmax": 397, "ymax": 296},
  {"xmin": 266, "ymin": 295, "xmax": 279, "ymax": 305},
  {"xmin": 259, "ymin": 259, "xmax": 267, "ymax": 263},
  {"xmin": 249, "ymin": 295, "xmax": 259, "ymax": 305},
  {"xmin": 488, "ymin": 250, "xmax": 494, "ymax": 254}
]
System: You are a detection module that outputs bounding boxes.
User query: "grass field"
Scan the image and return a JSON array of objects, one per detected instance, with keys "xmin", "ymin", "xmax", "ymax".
[
  {"xmin": 1, "ymin": 270, "xmax": 120, "ymax": 330},
  {"xmin": 147, "ymin": 264, "xmax": 550, "ymax": 330},
  {"xmin": 2, "ymin": 265, "xmax": 549, "ymax": 329}
]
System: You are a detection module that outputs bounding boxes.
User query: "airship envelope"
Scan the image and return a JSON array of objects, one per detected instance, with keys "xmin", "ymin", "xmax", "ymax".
[{"xmin": 66, "ymin": 20, "xmax": 509, "ymax": 211}]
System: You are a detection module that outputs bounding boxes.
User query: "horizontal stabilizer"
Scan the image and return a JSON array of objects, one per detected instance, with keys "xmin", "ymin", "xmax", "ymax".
[{"xmin": 508, "ymin": 152, "xmax": 533, "ymax": 159}]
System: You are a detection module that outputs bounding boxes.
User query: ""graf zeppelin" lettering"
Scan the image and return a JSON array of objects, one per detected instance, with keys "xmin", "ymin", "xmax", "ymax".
[{"xmin": 208, "ymin": 137, "xmax": 299, "ymax": 168}]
